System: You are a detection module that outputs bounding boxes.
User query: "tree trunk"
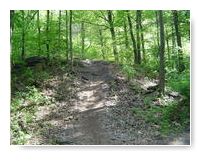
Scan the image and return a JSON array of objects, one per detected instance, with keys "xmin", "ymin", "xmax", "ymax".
[
  {"xmin": 58, "ymin": 10, "xmax": 61, "ymax": 54},
  {"xmin": 139, "ymin": 11, "xmax": 145, "ymax": 62},
  {"xmin": 69, "ymin": 10, "xmax": 73, "ymax": 71},
  {"xmin": 46, "ymin": 10, "xmax": 50, "ymax": 58},
  {"xmin": 10, "ymin": 10, "xmax": 15, "ymax": 54},
  {"xmin": 37, "ymin": 10, "xmax": 41, "ymax": 52},
  {"xmin": 66, "ymin": 10, "xmax": 69, "ymax": 63},
  {"xmin": 81, "ymin": 22, "xmax": 85, "ymax": 59},
  {"xmin": 127, "ymin": 10, "xmax": 138, "ymax": 64},
  {"xmin": 107, "ymin": 10, "xmax": 118, "ymax": 62},
  {"xmin": 123, "ymin": 19, "xmax": 129, "ymax": 49},
  {"xmin": 158, "ymin": 10, "xmax": 165, "ymax": 95},
  {"xmin": 10, "ymin": 10, "xmax": 14, "ymax": 39},
  {"xmin": 172, "ymin": 10, "xmax": 185, "ymax": 72},
  {"xmin": 21, "ymin": 10, "xmax": 25, "ymax": 60},
  {"xmin": 155, "ymin": 11, "xmax": 160, "ymax": 50},
  {"xmin": 136, "ymin": 10, "xmax": 141, "ymax": 64},
  {"xmin": 99, "ymin": 29, "xmax": 105, "ymax": 59},
  {"xmin": 171, "ymin": 19, "xmax": 176, "ymax": 69},
  {"xmin": 165, "ymin": 28, "xmax": 170, "ymax": 60}
]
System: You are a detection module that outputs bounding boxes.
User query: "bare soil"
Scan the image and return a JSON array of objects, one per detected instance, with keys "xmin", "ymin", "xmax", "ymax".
[{"xmin": 26, "ymin": 60, "xmax": 190, "ymax": 145}]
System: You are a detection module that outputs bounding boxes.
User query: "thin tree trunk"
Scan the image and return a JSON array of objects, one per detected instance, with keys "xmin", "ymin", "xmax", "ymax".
[
  {"xmin": 37, "ymin": 10, "xmax": 41, "ymax": 52},
  {"xmin": 10, "ymin": 10, "xmax": 14, "ymax": 39},
  {"xmin": 10, "ymin": 10, "xmax": 15, "ymax": 54},
  {"xmin": 136, "ymin": 10, "xmax": 141, "ymax": 64},
  {"xmin": 127, "ymin": 10, "xmax": 137, "ymax": 64},
  {"xmin": 165, "ymin": 28, "xmax": 170, "ymax": 60},
  {"xmin": 66, "ymin": 10, "xmax": 69, "ymax": 62},
  {"xmin": 21, "ymin": 10, "xmax": 25, "ymax": 60},
  {"xmin": 58, "ymin": 10, "xmax": 61, "ymax": 54},
  {"xmin": 123, "ymin": 19, "xmax": 129, "ymax": 49},
  {"xmin": 171, "ymin": 19, "xmax": 176, "ymax": 69},
  {"xmin": 107, "ymin": 10, "xmax": 118, "ymax": 62},
  {"xmin": 172, "ymin": 10, "xmax": 185, "ymax": 72},
  {"xmin": 139, "ymin": 11, "xmax": 145, "ymax": 62},
  {"xmin": 46, "ymin": 10, "xmax": 50, "ymax": 58},
  {"xmin": 99, "ymin": 29, "xmax": 105, "ymax": 59},
  {"xmin": 155, "ymin": 11, "xmax": 160, "ymax": 55},
  {"xmin": 81, "ymin": 22, "xmax": 85, "ymax": 59},
  {"xmin": 158, "ymin": 10, "xmax": 165, "ymax": 95},
  {"xmin": 69, "ymin": 10, "xmax": 73, "ymax": 71}
]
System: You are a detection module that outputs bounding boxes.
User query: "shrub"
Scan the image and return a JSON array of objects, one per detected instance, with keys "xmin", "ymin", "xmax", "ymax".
[
  {"xmin": 168, "ymin": 70, "xmax": 190, "ymax": 101},
  {"xmin": 122, "ymin": 64, "xmax": 136, "ymax": 81}
]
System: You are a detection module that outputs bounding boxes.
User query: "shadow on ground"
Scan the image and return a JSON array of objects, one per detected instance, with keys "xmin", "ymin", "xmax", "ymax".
[{"xmin": 27, "ymin": 60, "xmax": 190, "ymax": 145}]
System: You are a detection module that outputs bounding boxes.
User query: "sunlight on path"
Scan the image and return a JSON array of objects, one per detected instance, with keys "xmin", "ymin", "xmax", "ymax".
[{"xmin": 74, "ymin": 79, "xmax": 117, "ymax": 112}]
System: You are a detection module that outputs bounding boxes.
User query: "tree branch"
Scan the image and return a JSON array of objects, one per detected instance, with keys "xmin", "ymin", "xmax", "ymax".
[{"xmin": 25, "ymin": 10, "xmax": 39, "ymax": 33}]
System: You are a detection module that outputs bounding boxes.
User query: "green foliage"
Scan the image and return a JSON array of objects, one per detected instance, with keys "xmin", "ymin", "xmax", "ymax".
[
  {"xmin": 167, "ymin": 68, "xmax": 190, "ymax": 101},
  {"xmin": 10, "ymin": 85, "xmax": 53, "ymax": 145},
  {"xmin": 22, "ymin": 68, "xmax": 35, "ymax": 85},
  {"xmin": 132, "ymin": 99, "xmax": 189, "ymax": 135},
  {"xmin": 143, "ymin": 97, "xmax": 152, "ymax": 107},
  {"xmin": 121, "ymin": 64, "xmax": 136, "ymax": 81},
  {"xmin": 11, "ymin": 99, "xmax": 23, "ymax": 112},
  {"xmin": 10, "ymin": 10, "xmax": 190, "ymax": 144}
]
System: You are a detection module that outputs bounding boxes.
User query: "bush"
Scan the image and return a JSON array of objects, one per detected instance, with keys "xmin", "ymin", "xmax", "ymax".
[
  {"xmin": 168, "ymin": 70, "xmax": 190, "ymax": 101},
  {"xmin": 122, "ymin": 64, "xmax": 136, "ymax": 81}
]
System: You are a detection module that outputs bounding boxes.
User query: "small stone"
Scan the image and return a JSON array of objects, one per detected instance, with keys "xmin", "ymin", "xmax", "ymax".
[
  {"xmin": 154, "ymin": 131, "xmax": 161, "ymax": 137},
  {"xmin": 56, "ymin": 138, "xmax": 73, "ymax": 145}
]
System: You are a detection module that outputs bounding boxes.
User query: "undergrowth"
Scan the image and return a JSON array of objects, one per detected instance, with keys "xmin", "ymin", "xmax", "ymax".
[
  {"xmin": 11, "ymin": 61, "xmax": 66, "ymax": 145},
  {"xmin": 131, "ymin": 96, "xmax": 190, "ymax": 136}
]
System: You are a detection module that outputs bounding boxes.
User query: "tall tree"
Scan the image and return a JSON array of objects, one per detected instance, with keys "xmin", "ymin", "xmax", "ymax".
[
  {"xmin": 46, "ymin": 10, "xmax": 50, "ymax": 58},
  {"xmin": 165, "ymin": 28, "xmax": 170, "ymax": 60},
  {"xmin": 21, "ymin": 10, "xmax": 25, "ymax": 60},
  {"xmin": 69, "ymin": 10, "xmax": 73, "ymax": 70},
  {"xmin": 10, "ymin": 10, "xmax": 15, "ymax": 39},
  {"xmin": 37, "ymin": 10, "xmax": 41, "ymax": 52},
  {"xmin": 123, "ymin": 18, "xmax": 129, "ymax": 49},
  {"xmin": 136, "ymin": 10, "xmax": 141, "ymax": 64},
  {"xmin": 155, "ymin": 11, "xmax": 160, "ymax": 50},
  {"xmin": 158, "ymin": 10, "xmax": 165, "ymax": 95},
  {"xmin": 99, "ymin": 29, "xmax": 105, "ymax": 59},
  {"xmin": 139, "ymin": 11, "xmax": 145, "ymax": 62},
  {"xmin": 58, "ymin": 10, "xmax": 61, "ymax": 54},
  {"xmin": 127, "ymin": 10, "xmax": 138, "ymax": 64},
  {"xmin": 107, "ymin": 10, "xmax": 118, "ymax": 62},
  {"xmin": 172, "ymin": 10, "xmax": 185, "ymax": 72},
  {"xmin": 81, "ymin": 22, "xmax": 85, "ymax": 59},
  {"xmin": 10, "ymin": 10, "xmax": 15, "ymax": 53},
  {"xmin": 66, "ymin": 10, "xmax": 69, "ymax": 62},
  {"xmin": 171, "ymin": 17, "xmax": 176, "ymax": 69}
]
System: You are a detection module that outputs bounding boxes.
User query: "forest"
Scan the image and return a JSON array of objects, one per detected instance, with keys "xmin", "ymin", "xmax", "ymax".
[{"xmin": 10, "ymin": 10, "xmax": 190, "ymax": 145}]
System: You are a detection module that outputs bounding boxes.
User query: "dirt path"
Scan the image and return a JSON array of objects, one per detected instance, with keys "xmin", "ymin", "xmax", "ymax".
[
  {"xmin": 52, "ymin": 60, "xmax": 124, "ymax": 145},
  {"xmin": 27, "ymin": 60, "xmax": 190, "ymax": 145}
]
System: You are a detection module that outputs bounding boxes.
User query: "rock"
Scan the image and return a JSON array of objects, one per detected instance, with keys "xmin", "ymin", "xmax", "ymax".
[
  {"xmin": 64, "ymin": 116, "xmax": 73, "ymax": 121},
  {"xmin": 11, "ymin": 62, "xmax": 26, "ymax": 74},
  {"xmin": 145, "ymin": 89, "xmax": 155, "ymax": 94},
  {"xmin": 56, "ymin": 138, "xmax": 73, "ymax": 145},
  {"xmin": 25, "ymin": 56, "xmax": 48, "ymax": 67},
  {"xmin": 147, "ymin": 84, "xmax": 159, "ymax": 91},
  {"xmin": 168, "ymin": 91, "xmax": 179, "ymax": 97},
  {"xmin": 81, "ymin": 76, "xmax": 89, "ymax": 81},
  {"xmin": 154, "ymin": 131, "xmax": 161, "ymax": 137}
]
